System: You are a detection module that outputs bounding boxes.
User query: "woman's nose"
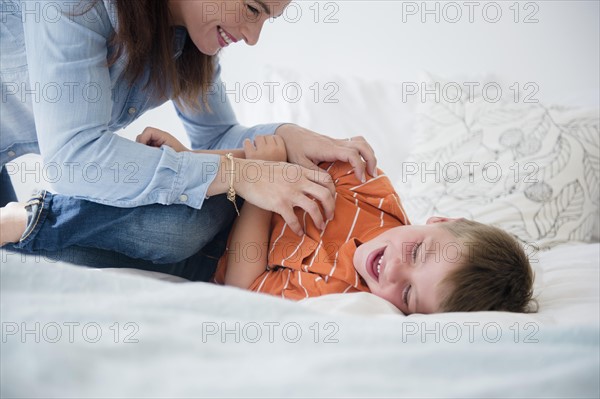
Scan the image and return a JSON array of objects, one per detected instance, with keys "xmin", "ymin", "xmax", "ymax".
[{"xmin": 241, "ymin": 20, "xmax": 264, "ymax": 46}]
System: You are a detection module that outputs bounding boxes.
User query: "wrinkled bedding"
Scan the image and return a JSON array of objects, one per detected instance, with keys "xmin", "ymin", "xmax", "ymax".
[{"xmin": 1, "ymin": 243, "xmax": 598, "ymax": 398}]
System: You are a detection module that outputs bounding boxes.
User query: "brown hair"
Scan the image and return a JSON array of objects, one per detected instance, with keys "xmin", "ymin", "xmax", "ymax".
[
  {"xmin": 438, "ymin": 219, "xmax": 535, "ymax": 313},
  {"xmin": 94, "ymin": 0, "xmax": 215, "ymax": 110}
]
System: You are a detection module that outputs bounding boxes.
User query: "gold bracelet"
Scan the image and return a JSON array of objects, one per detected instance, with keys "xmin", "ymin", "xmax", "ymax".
[{"xmin": 225, "ymin": 153, "xmax": 240, "ymax": 216}]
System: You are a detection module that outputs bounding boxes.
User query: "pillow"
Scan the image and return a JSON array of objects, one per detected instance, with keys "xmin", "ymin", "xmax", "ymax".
[
  {"xmin": 229, "ymin": 66, "xmax": 419, "ymax": 184},
  {"xmin": 396, "ymin": 74, "xmax": 600, "ymax": 250}
]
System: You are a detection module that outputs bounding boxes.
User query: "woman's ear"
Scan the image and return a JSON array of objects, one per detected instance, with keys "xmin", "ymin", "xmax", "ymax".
[{"xmin": 425, "ymin": 216, "xmax": 461, "ymax": 224}]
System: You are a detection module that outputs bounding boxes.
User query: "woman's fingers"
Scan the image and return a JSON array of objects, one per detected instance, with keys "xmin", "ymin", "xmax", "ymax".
[
  {"xmin": 236, "ymin": 160, "xmax": 336, "ymax": 236},
  {"xmin": 279, "ymin": 168, "xmax": 335, "ymax": 234},
  {"xmin": 279, "ymin": 207, "xmax": 304, "ymax": 237},
  {"xmin": 292, "ymin": 157, "xmax": 336, "ymax": 197},
  {"xmin": 338, "ymin": 146, "xmax": 368, "ymax": 183},
  {"xmin": 243, "ymin": 138, "xmax": 255, "ymax": 155},
  {"xmin": 302, "ymin": 170, "xmax": 335, "ymax": 221},
  {"xmin": 347, "ymin": 136, "xmax": 378, "ymax": 178},
  {"xmin": 293, "ymin": 195, "xmax": 325, "ymax": 232},
  {"xmin": 275, "ymin": 125, "xmax": 379, "ymax": 184},
  {"xmin": 340, "ymin": 137, "xmax": 378, "ymax": 182}
]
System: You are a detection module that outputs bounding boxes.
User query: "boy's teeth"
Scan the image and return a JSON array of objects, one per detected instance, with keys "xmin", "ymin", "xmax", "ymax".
[{"xmin": 376, "ymin": 254, "xmax": 383, "ymax": 275}]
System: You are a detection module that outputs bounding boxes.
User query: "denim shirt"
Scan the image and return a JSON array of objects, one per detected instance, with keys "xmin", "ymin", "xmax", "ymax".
[{"xmin": 0, "ymin": 0, "xmax": 281, "ymax": 208}]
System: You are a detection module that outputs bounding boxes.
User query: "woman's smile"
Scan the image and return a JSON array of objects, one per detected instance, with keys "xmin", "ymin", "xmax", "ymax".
[{"xmin": 217, "ymin": 26, "xmax": 238, "ymax": 47}]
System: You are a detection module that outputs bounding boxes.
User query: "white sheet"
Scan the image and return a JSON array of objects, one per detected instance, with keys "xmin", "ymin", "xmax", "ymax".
[{"xmin": 1, "ymin": 242, "xmax": 598, "ymax": 398}]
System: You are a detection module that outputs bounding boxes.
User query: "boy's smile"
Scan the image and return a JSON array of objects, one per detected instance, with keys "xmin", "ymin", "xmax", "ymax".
[
  {"xmin": 365, "ymin": 245, "xmax": 386, "ymax": 280},
  {"xmin": 353, "ymin": 217, "xmax": 466, "ymax": 315}
]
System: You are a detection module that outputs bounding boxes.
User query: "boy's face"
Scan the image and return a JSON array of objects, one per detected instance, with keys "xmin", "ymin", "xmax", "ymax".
[{"xmin": 353, "ymin": 217, "xmax": 465, "ymax": 315}]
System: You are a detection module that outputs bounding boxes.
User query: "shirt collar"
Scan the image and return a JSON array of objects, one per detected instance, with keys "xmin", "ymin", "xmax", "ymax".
[
  {"xmin": 337, "ymin": 225, "xmax": 396, "ymax": 267},
  {"xmin": 102, "ymin": 0, "xmax": 118, "ymax": 30}
]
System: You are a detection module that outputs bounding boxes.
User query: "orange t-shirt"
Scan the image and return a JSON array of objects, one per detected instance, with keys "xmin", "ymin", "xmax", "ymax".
[{"xmin": 213, "ymin": 161, "xmax": 410, "ymax": 299}]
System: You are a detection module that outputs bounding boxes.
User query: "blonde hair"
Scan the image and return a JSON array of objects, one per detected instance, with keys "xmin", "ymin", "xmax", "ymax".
[{"xmin": 438, "ymin": 219, "xmax": 535, "ymax": 313}]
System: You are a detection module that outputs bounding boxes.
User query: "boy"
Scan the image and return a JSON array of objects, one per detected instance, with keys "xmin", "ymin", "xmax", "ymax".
[
  {"xmin": 213, "ymin": 135, "xmax": 534, "ymax": 314},
  {"xmin": 1, "ymin": 133, "xmax": 534, "ymax": 314}
]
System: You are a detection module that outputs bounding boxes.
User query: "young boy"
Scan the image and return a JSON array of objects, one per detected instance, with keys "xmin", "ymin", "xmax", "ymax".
[
  {"xmin": 1, "ymin": 133, "xmax": 534, "ymax": 314},
  {"xmin": 212, "ymin": 135, "xmax": 534, "ymax": 315}
]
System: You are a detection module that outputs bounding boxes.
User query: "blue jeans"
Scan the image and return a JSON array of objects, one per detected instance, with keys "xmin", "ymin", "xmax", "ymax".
[
  {"xmin": 4, "ymin": 179, "xmax": 239, "ymax": 281},
  {"xmin": 0, "ymin": 166, "xmax": 17, "ymax": 207}
]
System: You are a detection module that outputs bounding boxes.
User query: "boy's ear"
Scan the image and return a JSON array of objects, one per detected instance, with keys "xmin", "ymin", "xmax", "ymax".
[{"xmin": 426, "ymin": 216, "xmax": 462, "ymax": 224}]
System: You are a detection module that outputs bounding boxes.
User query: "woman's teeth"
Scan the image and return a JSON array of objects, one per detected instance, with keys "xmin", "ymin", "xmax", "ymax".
[
  {"xmin": 377, "ymin": 255, "xmax": 383, "ymax": 275},
  {"xmin": 218, "ymin": 27, "xmax": 233, "ymax": 45}
]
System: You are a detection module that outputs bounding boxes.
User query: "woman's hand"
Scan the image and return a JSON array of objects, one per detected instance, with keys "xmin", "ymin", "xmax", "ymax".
[
  {"xmin": 136, "ymin": 127, "xmax": 189, "ymax": 152},
  {"xmin": 275, "ymin": 124, "xmax": 378, "ymax": 183},
  {"xmin": 238, "ymin": 135, "xmax": 331, "ymax": 235},
  {"xmin": 232, "ymin": 158, "xmax": 335, "ymax": 236},
  {"xmin": 243, "ymin": 135, "xmax": 287, "ymax": 162}
]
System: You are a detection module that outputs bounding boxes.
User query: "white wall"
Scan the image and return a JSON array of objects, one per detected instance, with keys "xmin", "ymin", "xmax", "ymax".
[
  {"xmin": 220, "ymin": 0, "xmax": 599, "ymax": 99},
  {"xmin": 10, "ymin": 0, "xmax": 600, "ymax": 200}
]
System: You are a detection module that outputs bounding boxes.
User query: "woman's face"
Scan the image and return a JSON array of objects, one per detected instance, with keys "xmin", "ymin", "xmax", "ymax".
[{"xmin": 169, "ymin": 0, "xmax": 291, "ymax": 55}]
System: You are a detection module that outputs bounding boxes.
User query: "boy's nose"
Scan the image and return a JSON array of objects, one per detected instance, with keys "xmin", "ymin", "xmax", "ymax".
[{"xmin": 385, "ymin": 253, "xmax": 409, "ymax": 284}]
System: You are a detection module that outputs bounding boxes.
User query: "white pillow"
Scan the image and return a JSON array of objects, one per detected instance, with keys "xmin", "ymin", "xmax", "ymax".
[
  {"xmin": 231, "ymin": 66, "xmax": 418, "ymax": 184},
  {"xmin": 297, "ymin": 243, "xmax": 599, "ymax": 324},
  {"xmin": 396, "ymin": 74, "xmax": 600, "ymax": 250}
]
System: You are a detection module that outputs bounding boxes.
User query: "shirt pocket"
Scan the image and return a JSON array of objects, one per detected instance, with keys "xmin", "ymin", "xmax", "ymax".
[{"xmin": 109, "ymin": 67, "xmax": 167, "ymax": 130}]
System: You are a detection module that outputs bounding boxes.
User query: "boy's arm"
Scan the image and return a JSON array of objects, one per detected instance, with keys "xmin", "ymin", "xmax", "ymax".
[
  {"xmin": 135, "ymin": 127, "xmax": 245, "ymax": 158},
  {"xmin": 224, "ymin": 202, "xmax": 272, "ymax": 288},
  {"xmin": 223, "ymin": 135, "xmax": 287, "ymax": 289},
  {"xmin": 194, "ymin": 148, "xmax": 245, "ymax": 158}
]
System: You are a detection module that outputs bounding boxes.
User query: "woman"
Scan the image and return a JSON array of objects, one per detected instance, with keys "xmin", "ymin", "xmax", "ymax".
[{"xmin": 1, "ymin": 0, "xmax": 377, "ymax": 272}]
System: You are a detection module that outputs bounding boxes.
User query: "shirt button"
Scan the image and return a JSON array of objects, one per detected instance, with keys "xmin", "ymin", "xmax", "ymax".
[
  {"xmin": 179, "ymin": 194, "xmax": 188, "ymax": 202},
  {"xmin": 8, "ymin": 151, "xmax": 16, "ymax": 157},
  {"xmin": 128, "ymin": 107, "xmax": 137, "ymax": 115}
]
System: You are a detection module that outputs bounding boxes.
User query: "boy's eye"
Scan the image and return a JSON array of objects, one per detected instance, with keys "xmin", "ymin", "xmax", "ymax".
[
  {"xmin": 403, "ymin": 285, "xmax": 411, "ymax": 307},
  {"xmin": 411, "ymin": 242, "xmax": 422, "ymax": 263}
]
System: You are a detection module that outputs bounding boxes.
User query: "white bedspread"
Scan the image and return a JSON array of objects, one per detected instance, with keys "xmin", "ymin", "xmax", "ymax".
[{"xmin": 1, "ymin": 243, "xmax": 598, "ymax": 398}]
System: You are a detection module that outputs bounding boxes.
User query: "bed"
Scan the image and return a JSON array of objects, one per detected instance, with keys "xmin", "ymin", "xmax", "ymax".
[
  {"xmin": 2, "ymin": 1, "xmax": 599, "ymax": 397},
  {"xmin": 1, "ymin": 242, "xmax": 599, "ymax": 397}
]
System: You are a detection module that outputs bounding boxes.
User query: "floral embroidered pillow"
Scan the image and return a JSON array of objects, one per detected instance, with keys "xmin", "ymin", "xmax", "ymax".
[{"xmin": 396, "ymin": 77, "xmax": 599, "ymax": 250}]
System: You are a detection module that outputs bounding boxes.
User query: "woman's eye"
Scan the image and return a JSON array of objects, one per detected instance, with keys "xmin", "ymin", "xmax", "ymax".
[
  {"xmin": 411, "ymin": 242, "xmax": 422, "ymax": 263},
  {"xmin": 247, "ymin": 4, "xmax": 260, "ymax": 16}
]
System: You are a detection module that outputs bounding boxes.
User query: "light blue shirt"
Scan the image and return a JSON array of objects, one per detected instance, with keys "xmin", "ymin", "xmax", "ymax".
[{"xmin": 0, "ymin": 0, "xmax": 281, "ymax": 208}]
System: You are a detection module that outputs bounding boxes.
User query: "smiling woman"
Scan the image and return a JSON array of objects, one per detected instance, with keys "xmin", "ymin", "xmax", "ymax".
[
  {"xmin": 169, "ymin": 0, "xmax": 287, "ymax": 54},
  {"xmin": 0, "ymin": 0, "xmax": 378, "ymax": 273},
  {"xmin": 105, "ymin": 0, "xmax": 289, "ymax": 109}
]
